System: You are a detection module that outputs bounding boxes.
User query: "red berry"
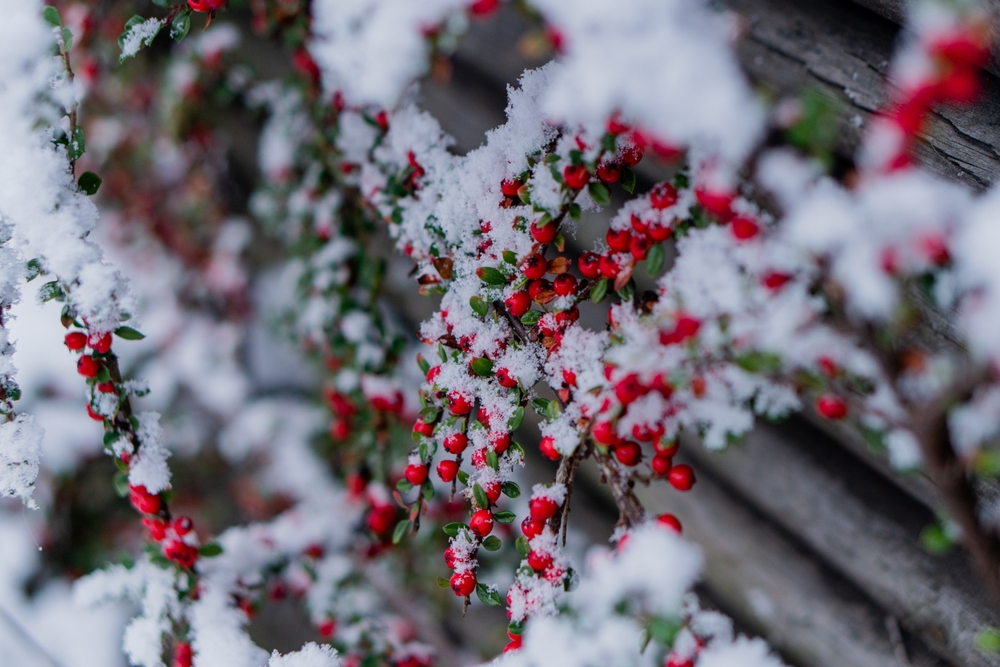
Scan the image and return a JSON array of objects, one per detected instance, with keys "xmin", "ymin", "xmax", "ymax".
[
  {"xmin": 630, "ymin": 235, "xmax": 652, "ymax": 260},
  {"xmin": 599, "ymin": 254, "xmax": 620, "ymax": 279},
  {"xmin": 496, "ymin": 368, "xmax": 518, "ymax": 388},
  {"xmin": 485, "ymin": 481, "xmax": 502, "ymax": 504},
  {"xmin": 527, "ymin": 550, "xmax": 553, "ymax": 572},
  {"xmin": 667, "ymin": 464, "xmax": 696, "ymax": 491},
  {"xmin": 450, "ymin": 571, "xmax": 476, "ymax": 597},
  {"xmin": 173, "ymin": 516, "xmax": 194, "ymax": 536},
  {"xmin": 539, "ymin": 435, "xmax": 560, "ymax": 460},
  {"xmin": 816, "ymin": 394, "xmax": 848, "ymax": 420},
  {"xmin": 375, "ymin": 111, "xmax": 389, "ymax": 131},
  {"xmin": 521, "ymin": 517, "xmax": 545, "ymax": 538},
  {"xmin": 614, "ymin": 373, "xmax": 646, "ymax": 406},
  {"xmin": 592, "ymin": 421, "xmax": 617, "ymax": 446},
  {"xmin": 469, "ymin": 509, "xmax": 494, "ymax": 537},
  {"xmin": 404, "ymin": 463, "xmax": 428, "ymax": 486},
  {"xmin": 437, "ymin": 459, "xmax": 459, "ymax": 482},
  {"xmin": 77, "ymin": 355, "xmax": 100, "ymax": 378},
  {"xmin": 578, "ymin": 252, "xmax": 601, "ymax": 279},
  {"xmin": 505, "ymin": 291, "xmax": 531, "ymax": 317},
  {"xmin": 129, "ymin": 485, "xmax": 162, "ymax": 515},
  {"xmin": 553, "ymin": 274, "xmax": 578, "ymax": 297},
  {"xmin": 762, "ymin": 271, "xmax": 792, "ymax": 290},
  {"xmin": 651, "ymin": 454, "xmax": 672, "ymax": 476},
  {"xmin": 426, "ymin": 365, "xmax": 442, "ymax": 384},
  {"xmin": 648, "ymin": 223, "xmax": 671, "ymax": 242},
  {"xmin": 654, "ymin": 438, "xmax": 679, "ymax": 457},
  {"xmin": 413, "ymin": 418, "xmax": 435, "ymax": 438},
  {"xmin": 173, "ymin": 642, "xmax": 193, "ymax": 667},
  {"xmin": 620, "ymin": 141, "xmax": 644, "ymax": 167},
  {"xmin": 367, "ymin": 505, "xmax": 397, "ymax": 535},
  {"xmin": 469, "ymin": 0, "xmax": 499, "ymax": 16},
  {"xmin": 531, "ymin": 220, "xmax": 557, "ymax": 244},
  {"xmin": 597, "ymin": 161, "xmax": 621, "ymax": 184},
  {"xmin": 64, "ymin": 332, "xmax": 86, "ymax": 351},
  {"xmin": 448, "ymin": 391, "xmax": 473, "ymax": 415},
  {"xmin": 563, "ymin": 165, "xmax": 589, "ymax": 190},
  {"xmin": 142, "ymin": 517, "xmax": 167, "ymax": 541},
  {"xmin": 470, "ymin": 448, "xmax": 487, "ymax": 469},
  {"xmin": 163, "ymin": 540, "xmax": 198, "ymax": 568},
  {"xmin": 818, "ymin": 357, "xmax": 838, "ymax": 378},
  {"xmin": 529, "ymin": 496, "xmax": 559, "ymax": 521},
  {"xmin": 504, "ymin": 635, "xmax": 522, "ymax": 653},
  {"xmin": 696, "ymin": 188, "xmax": 734, "ymax": 219},
  {"xmin": 97, "ymin": 381, "xmax": 116, "ymax": 394},
  {"xmin": 489, "ymin": 431, "xmax": 510, "ymax": 454},
  {"xmin": 444, "ymin": 432, "xmax": 469, "ymax": 454},
  {"xmin": 555, "ymin": 306, "xmax": 579, "ymax": 326},
  {"xmin": 443, "ymin": 547, "xmax": 457, "ymax": 569},
  {"xmin": 318, "ymin": 618, "xmax": 336, "ymax": 639},
  {"xmin": 731, "ymin": 216, "xmax": 760, "ymax": 240},
  {"xmin": 501, "ymin": 179, "xmax": 523, "ymax": 197},
  {"xmin": 606, "ymin": 228, "xmax": 632, "ymax": 253},
  {"xmin": 86, "ymin": 404, "xmax": 104, "ymax": 421},
  {"xmin": 660, "ymin": 315, "xmax": 700, "ymax": 345},
  {"xmin": 650, "ymin": 183, "xmax": 678, "ymax": 210},
  {"xmin": 656, "ymin": 513, "xmax": 683, "ymax": 533},
  {"xmin": 88, "ymin": 332, "xmax": 112, "ymax": 354},
  {"xmin": 522, "ymin": 254, "xmax": 547, "ymax": 280},
  {"xmin": 615, "ymin": 441, "xmax": 641, "ymax": 466},
  {"xmin": 528, "ymin": 278, "xmax": 552, "ymax": 301}
]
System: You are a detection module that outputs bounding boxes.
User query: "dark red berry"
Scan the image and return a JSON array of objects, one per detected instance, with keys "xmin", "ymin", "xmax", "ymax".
[
  {"xmin": 650, "ymin": 183, "xmax": 678, "ymax": 210},
  {"xmin": 615, "ymin": 441, "xmax": 641, "ymax": 466},
  {"xmin": 578, "ymin": 252, "xmax": 601, "ymax": 279},
  {"xmin": 522, "ymin": 254, "xmax": 547, "ymax": 280},
  {"xmin": 606, "ymin": 228, "xmax": 632, "ymax": 253},
  {"xmin": 667, "ymin": 464, "xmax": 695, "ymax": 491},
  {"xmin": 553, "ymin": 274, "xmax": 578, "ymax": 297},
  {"xmin": 563, "ymin": 165, "xmax": 589, "ymax": 190}
]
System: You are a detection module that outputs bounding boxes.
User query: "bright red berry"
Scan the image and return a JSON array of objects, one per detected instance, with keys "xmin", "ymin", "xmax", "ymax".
[
  {"xmin": 505, "ymin": 291, "xmax": 531, "ymax": 317},
  {"xmin": 163, "ymin": 540, "xmax": 198, "ymax": 568},
  {"xmin": 173, "ymin": 642, "xmax": 193, "ymax": 667},
  {"xmin": 469, "ymin": 0, "xmax": 500, "ymax": 16},
  {"xmin": 563, "ymin": 165, "xmax": 589, "ymax": 190},
  {"xmin": 527, "ymin": 550, "xmax": 553, "ymax": 572},
  {"xmin": 173, "ymin": 516, "xmax": 194, "ymax": 536},
  {"xmin": 64, "ymin": 332, "xmax": 86, "ymax": 351},
  {"xmin": 142, "ymin": 517, "xmax": 167, "ymax": 541},
  {"xmin": 592, "ymin": 421, "xmax": 617, "ymax": 445},
  {"xmin": 444, "ymin": 432, "xmax": 469, "ymax": 454},
  {"xmin": 650, "ymin": 183, "xmax": 678, "ymax": 210},
  {"xmin": 129, "ymin": 485, "xmax": 161, "ymax": 515},
  {"xmin": 489, "ymin": 431, "xmax": 510, "ymax": 454},
  {"xmin": 578, "ymin": 252, "xmax": 601, "ymax": 279},
  {"xmin": 762, "ymin": 271, "xmax": 792, "ymax": 290},
  {"xmin": 412, "ymin": 418, "xmax": 435, "ymax": 438},
  {"xmin": 367, "ymin": 505, "xmax": 396, "ymax": 535},
  {"xmin": 656, "ymin": 513, "xmax": 683, "ymax": 533},
  {"xmin": 501, "ymin": 179, "xmax": 523, "ymax": 197},
  {"xmin": 731, "ymin": 216, "xmax": 760, "ymax": 240},
  {"xmin": 553, "ymin": 274, "xmax": 578, "ymax": 297},
  {"xmin": 496, "ymin": 368, "xmax": 518, "ymax": 388},
  {"xmin": 599, "ymin": 254, "xmax": 620, "ymax": 279},
  {"xmin": 404, "ymin": 463, "xmax": 428, "ymax": 486},
  {"xmin": 531, "ymin": 220, "xmax": 557, "ymax": 244},
  {"xmin": 437, "ymin": 459, "xmax": 459, "ymax": 482},
  {"xmin": 529, "ymin": 496, "xmax": 559, "ymax": 521},
  {"xmin": 522, "ymin": 254, "xmax": 547, "ymax": 280},
  {"xmin": 816, "ymin": 394, "xmax": 848, "ymax": 420},
  {"xmin": 426, "ymin": 365, "xmax": 442, "ymax": 383},
  {"xmin": 651, "ymin": 454, "xmax": 672, "ymax": 476},
  {"xmin": 538, "ymin": 435, "xmax": 559, "ymax": 461},
  {"xmin": 620, "ymin": 141, "xmax": 644, "ymax": 167},
  {"xmin": 654, "ymin": 438, "xmax": 679, "ymax": 457},
  {"xmin": 77, "ymin": 355, "xmax": 100, "ymax": 378},
  {"xmin": 469, "ymin": 509, "xmax": 494, "ymax": 537},
  {"xmin": 450, "ymin": 571, "xmax": 476, "ymax": 597},
  {"xmin": 615, "ymin": 441, "xmax": 642, "ymax": 466},
  {"xmin": 630, "ymin": 235, "xmax": 652, "ymax": 260},
  {"xmin": 86, "ymin": 404, "xmax": 104, "ymax": 421},
  {"xmin": 88, "ymin": 332, "xmax": 112, "ymax": 354},
  {"xmin": 606, "ymin": 228, "xmax": 632, "ymax": 253},
  {"xmin": 597, "ymin": 161, "xmax": 621, "ymax": 184},
  {"xmin": 485, "ymin": 481, "xmax": 502, "ymax": 504},
  {"xmin": 521, "ymin": 517, "xmax": 545, "ymax": 538},
  {"xmin": 614, "ymin": 374, "xmax": 646, "ymax": 406},
  {"xmin": 528, "ymin": 279, "xmax": 552, "ymax": 301},
  {"xmin": 318, "ymin": 618, "xmax": 336, "ymax": 639},
  {"xmin": 667, "ymin": 464, "xmax": 696, "ymax": 491},
  {"xmin": 443, "ymin": 547, "xmax": 457, "ymax": 569},
  {"xmin": 448, "ymin": 391, "xmax": 473, "ymax": 415}
]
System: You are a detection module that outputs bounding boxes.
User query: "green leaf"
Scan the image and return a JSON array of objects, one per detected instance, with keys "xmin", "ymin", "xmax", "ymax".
[
  {"xmin": 25, "ymin": 259, "xmax": 43, "ymax": 282},
  {"xmin": 520, "ymin": 310, "xmax": 542, "ymax": 327},
  {"xmin": 621, "ymin": 167, "xmax": 637, "ymax": 194},
  {"xmin": 471, "ymin": 357, "xmax": 494, "ymax": 377},
  {"xmin": 647, "ymin": 617, "xmax": 681, "ymax": 645},
  {"xmin": 515, "ymin": 536, "xmax": 530, "ymax": 557},
  {"xmin": 545, "ymin": 400, "xmax": 562, "ymax": 420},
  {"xmin": 920, "ymin": 523, "xmax": 954, "ymax": 555},
  {"xmin": 103, "ymin": 431, "xmax": 120, "ymax": 446},
  {"xmin": 734, "ymin": 351, "xmax": 782, "ymax": 374},
  {"xmin": 569, "ymin": 202, "xmax": 582, "ymax": 220},
  {"xmin": 61, "ymin": 27, "xmax": 73, "ymax": 50},
  {"xmin": 493, "ymin": 510, "xmax": 516, "ymax": 524},
  {"xmin": 476, "ymin": 583, "xmax": 502, "ymax": 606},
  {"xmin": 482, "ymin": 536, "xmax": 502, "ymax": 551},
  {"xmin": 502, "ymin": 250, "xmax": 518, "ymax": 265},
  {"xmin": 437, "ymin": 576, "xmax": 450, "ymax": 589},
  {"xmin": 114, "ymin": 326, "xmax": 145, "ymax": 340},
  {"xmin": 442, "ymin": 522, "xmax": 465, "ymax": 537},
  {"xmin": 469, "ymin": 295, "xmax": 489, "ymax": 317},
  {"xmin": 536, "ymin": 212, "xmax": 552, "ymax": 228},
  {"xmin": 43, "ymin": 6, "xmax": 62, "ymax": 27},
  {"xmin": 502, "ymin": 481, "xmax": 521, "ymax": 498},
  {"xmin": 646, "ymin": 243, "xmax": 665, "ymax": 276},
  {"xmin": 37, "ymin": 281, "xmax": 64, "ymax": 303},
  {"xmin": 113, "ymin": 455, "xmax": 129, "ymax": 472},
  {"xmin": 392, "ymin": 519, "xmax": 410, "ymax": 545},
  {"xmin": 544, "ymin": 153, "xmax": 559, "ymax": 165},
  {"xmin": 486, "ymin": 448, "xmax": 499, "ymax": 470},
  {"xmin": 588, "ymin": 182, "xmax": 611, "ymax": 206},
  {"xmin": 78, "ymin": 171, "xmax": 102, "ymax": 196},
  {"xmin": 508, "ymin": 406, "xmax": 524, "ymax": 430},
  {"xmin": 198, "ymin": 543, "xmax": 223, "ymax": 557},
  {"xmin": 421, "ymin": 481, "xmax": 435, "ymax": 500},
  {"xmin": 170, "ymin": 10, "xmax": 191, "ymax": 42},
  {"xmin": 477, "ymin": 267, "xmax": 507, "ymax": 286},
  {"xmin": 531, "ymin": 397, "xmax": 550, "ymax": 414},
  {"xmin": 456, "ymin": 470, "xmax": 469, "ymax": 485},
  {"xmin": 508, "ymin": 620, "xmax": 525, "ymax": 636},
  {"xmin": 396, "ymin": 478, "xmax": 413, "ymax": 493},
  {"xmin": 591, "ymin": 277, "xmax": 609, "ymax": 303},
  {"xmin": 976, "ymin": 628, "xmax": 1000, "ymax": 652},
  {"xmin": 68, "ymin": 126, "xmax": 85, "ymax": 160},
  {"xmin": 96, "ymin": 367, "xmax": 111, "ymax": 385},
  {"xmin": 473, "ymin": 483, "xmax": 489, "ymax": 509},
  {"xmin": 617, "ymin": 280, "xmax": 635, "ymax": 302},
  {"xmin": 112, "ymin": 471, "xmax": 129, "ymax": 498}
]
